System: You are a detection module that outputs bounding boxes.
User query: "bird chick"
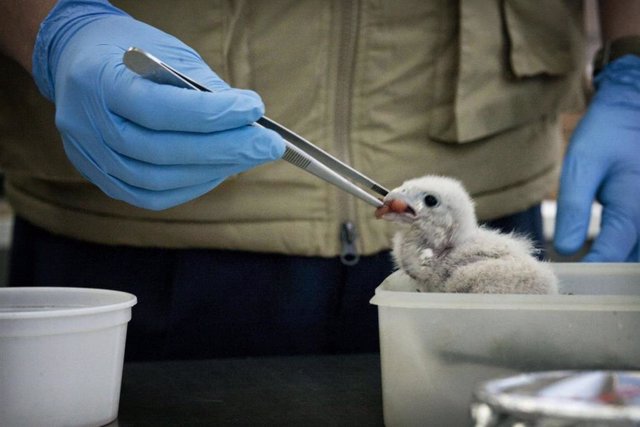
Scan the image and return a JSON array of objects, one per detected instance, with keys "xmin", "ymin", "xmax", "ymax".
[{"xmin": 376, "ymin": 175, "xmax": 558, "ymax": 294}]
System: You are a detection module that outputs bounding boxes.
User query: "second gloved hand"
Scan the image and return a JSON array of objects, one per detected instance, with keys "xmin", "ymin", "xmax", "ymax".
[
  {"xmin": 33, "ymin": 0, "xmax": 285, "ymax": 210},
  {"xmin": 554, "ymin": 55, "xmax": 640, "ymax": 261}
]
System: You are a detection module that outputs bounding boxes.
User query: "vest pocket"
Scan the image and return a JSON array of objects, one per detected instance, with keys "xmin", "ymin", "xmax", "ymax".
[
  {"xmin": 428, "ymin": 0, "xmax": 585, "ymax": 145},
  {"xmin": 503, "ymin": 0, "xmax": 584, "ymax": 78}
]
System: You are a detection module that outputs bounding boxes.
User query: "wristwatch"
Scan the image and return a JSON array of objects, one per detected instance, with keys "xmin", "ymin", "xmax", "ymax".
[{"xmin": 593, "ymin": 35, "xmax": 640, "ymax": 76}]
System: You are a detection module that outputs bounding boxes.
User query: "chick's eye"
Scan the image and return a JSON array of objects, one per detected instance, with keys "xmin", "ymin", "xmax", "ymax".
[{"xmin": 423, "ymin": 194, "xmax": 439, "ymax": 207}]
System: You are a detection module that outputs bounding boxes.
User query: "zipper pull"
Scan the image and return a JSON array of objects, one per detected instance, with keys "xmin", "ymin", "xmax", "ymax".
[{"xmin": 340, "ymin": 221, "xmax": 360, "ymax": 266}]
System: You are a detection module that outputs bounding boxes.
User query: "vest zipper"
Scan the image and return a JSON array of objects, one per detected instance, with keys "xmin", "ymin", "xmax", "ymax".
[
  {"xmin": 340, "ymin": 221, "xmax": 360, "ymax": 266},
  {"xmin": 335, "ymin": 0, "xmax": 360, "ymax": 265}
]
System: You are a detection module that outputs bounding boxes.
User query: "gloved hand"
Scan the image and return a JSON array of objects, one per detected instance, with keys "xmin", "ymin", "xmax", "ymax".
[
  {"xmin": 33, "ymin": 0, "xmax": 285, "ymax": 210},
  {"xmin": 554, "ymin": 55, "xmax": 640, "ymax": 261}
]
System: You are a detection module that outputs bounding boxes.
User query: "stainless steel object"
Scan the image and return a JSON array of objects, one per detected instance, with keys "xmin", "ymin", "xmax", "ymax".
[{"xmin": 472, "ymin": 370, "xmax": 640, "ymax": 426}]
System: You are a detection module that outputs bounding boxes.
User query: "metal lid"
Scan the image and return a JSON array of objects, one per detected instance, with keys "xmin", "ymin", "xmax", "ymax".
[{"xmin": 473, "ymin": 371, "xmax": 640, "ymax": 425}]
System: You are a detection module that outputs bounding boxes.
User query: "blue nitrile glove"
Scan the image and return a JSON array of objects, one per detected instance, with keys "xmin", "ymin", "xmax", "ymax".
[
  {"xmin": 32, "ymin": 0, "xmax": 285, "ymax": 210},
  {"xmin": 554, "ymin": 55, "xmax": 640, "ymax": 262}
]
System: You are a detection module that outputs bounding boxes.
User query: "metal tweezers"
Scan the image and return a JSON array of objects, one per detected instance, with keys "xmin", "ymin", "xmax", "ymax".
[{"xmin": 123, "ymin": 47, "xmax": 388, "ymax": 207}]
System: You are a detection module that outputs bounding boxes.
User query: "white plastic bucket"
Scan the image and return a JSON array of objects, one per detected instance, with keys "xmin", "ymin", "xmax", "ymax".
[{"xmin": 0, "ymin": 287, "xmax": 137, "ymax": 427}]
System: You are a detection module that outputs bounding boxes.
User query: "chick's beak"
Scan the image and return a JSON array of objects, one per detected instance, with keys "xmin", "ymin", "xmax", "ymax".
[{"xmin": 375, "ymin": 195, "xmax": 417, "ymax": 222}]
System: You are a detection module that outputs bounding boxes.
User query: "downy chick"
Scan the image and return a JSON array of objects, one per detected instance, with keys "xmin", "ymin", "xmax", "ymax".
[{"xmin": 376, "ymin": 175, "xmax": 558, "ymax": 294}]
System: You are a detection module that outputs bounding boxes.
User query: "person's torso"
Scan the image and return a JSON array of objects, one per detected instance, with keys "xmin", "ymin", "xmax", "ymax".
[{"xmin": 0, "ymin": 0, "xmax": 585, "ymax": 256}]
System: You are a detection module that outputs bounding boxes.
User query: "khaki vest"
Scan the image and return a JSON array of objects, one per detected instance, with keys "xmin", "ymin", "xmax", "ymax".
[{"xmin": 0, "ymin": 0, "xmax": 585, "ymax": 257}]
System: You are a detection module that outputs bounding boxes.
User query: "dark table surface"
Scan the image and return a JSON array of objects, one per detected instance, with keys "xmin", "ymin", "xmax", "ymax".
[{"xmin": 106, "ymin": 353, "xmax": 384, "ymax": 426}]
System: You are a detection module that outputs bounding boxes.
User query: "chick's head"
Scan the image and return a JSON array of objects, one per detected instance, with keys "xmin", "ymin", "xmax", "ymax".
[{"xmin": 378, "ymin": 175, "xmax": 478, "ymax": 245}]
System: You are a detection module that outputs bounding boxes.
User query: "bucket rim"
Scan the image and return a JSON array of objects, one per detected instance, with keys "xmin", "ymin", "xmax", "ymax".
[{"xmin": 0, "ymin": 287, "xmax": 137, "ymax": 319}]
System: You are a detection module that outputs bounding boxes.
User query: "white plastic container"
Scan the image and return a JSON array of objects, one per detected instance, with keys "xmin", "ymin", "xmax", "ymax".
[
  {"xmin": 0, "ymin": 287, "xmax": 137, "ymax": 427},
  {"xmin": 370, "ymin": 263, "xmax": 640, "ymax": 427}
]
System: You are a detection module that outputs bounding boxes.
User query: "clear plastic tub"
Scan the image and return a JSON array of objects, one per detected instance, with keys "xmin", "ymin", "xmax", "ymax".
[
  {"xmin": 370, "ymin": 263, "xmax": 640, "ymax": 427},
  {"xmin": 0, "ymin": 287, "xmax": 137, "ymax": 427}
]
